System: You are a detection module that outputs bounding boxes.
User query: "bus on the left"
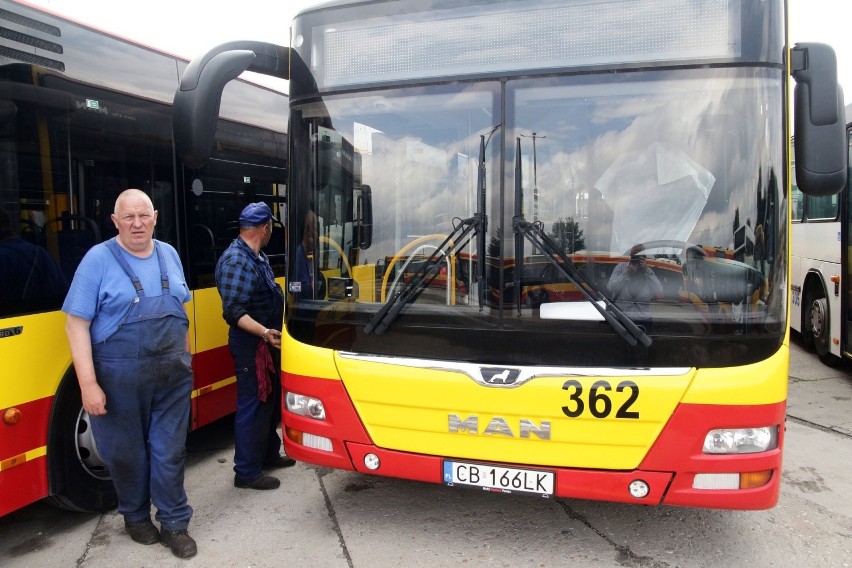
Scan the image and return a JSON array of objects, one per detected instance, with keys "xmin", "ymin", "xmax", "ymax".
[{"xmin": 0, "ymin": 0, "xmax": 288, "ymax": 517}]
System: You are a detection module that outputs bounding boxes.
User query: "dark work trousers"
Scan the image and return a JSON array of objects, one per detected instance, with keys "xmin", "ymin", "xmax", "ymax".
[
  {"xmin": 90, "ymin": 241, "xmax": 193, "ymax": 531},
  {"xmin": 231, "ymin": 330, "xmax": 282, "ymax": 483}
]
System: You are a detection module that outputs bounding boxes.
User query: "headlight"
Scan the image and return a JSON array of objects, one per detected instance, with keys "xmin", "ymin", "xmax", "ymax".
[
  {"xmin": 702, "ymin": 426, "xmax": 776, "ymax": 454},
  {"xmin": 286, "ymin": 392, "xmax": 326, "ymax": 420}
]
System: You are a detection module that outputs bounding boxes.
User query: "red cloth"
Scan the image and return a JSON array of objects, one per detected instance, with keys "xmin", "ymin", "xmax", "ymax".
[{"xmin": 254, "ymin": 340, "xmax": 275, "ymax": 402}]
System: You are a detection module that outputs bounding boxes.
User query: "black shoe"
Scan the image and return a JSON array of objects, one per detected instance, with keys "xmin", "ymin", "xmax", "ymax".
[
  {"xmin": 263, "ymin": 455, "xmax": 297, "ymax": 469},
  {"xmin": 160, "ymin": 529, "xmax": 197, "ymax": 559},
  {"xmin": 234, "ymin": 474, "xmax": 281, "ymax": 490},
  {"xmin": 125, "ymin": 518, "xmax": 160, "ymax": 545}
]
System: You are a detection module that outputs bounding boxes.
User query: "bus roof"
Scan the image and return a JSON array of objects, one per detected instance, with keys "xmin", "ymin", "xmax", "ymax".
[{"xmin": 295, "ymin": 0, "xmax": 378, "ymax": 17}]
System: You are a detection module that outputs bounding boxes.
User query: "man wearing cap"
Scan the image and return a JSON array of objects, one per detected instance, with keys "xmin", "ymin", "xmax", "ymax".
[{"xmin": 215, "ymin": 202, "xmax": 295, "ymax": 490}]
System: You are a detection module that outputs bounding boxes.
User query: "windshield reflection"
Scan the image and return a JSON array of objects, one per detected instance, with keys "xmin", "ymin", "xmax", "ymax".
[{"xmin": 290, "ymin": 67, "xmax": 785, "ymax": 346}]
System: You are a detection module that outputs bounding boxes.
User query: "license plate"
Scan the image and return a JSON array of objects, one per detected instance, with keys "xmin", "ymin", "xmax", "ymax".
[{"xmin": 443, "ymin": 460, "xmax": 554, "ymax": 497}]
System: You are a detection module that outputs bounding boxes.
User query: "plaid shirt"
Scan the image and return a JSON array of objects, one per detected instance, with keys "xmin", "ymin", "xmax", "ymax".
[{"xmin": 215, "ymin": 237, "xmax": 284, "ymax": 329}]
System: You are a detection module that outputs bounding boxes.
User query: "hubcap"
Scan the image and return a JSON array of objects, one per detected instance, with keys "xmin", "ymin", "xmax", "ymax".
[
  {"xmin": 809, "ymin": 297, "xmax": 827, "ymax": 340},
  {"xmin": 75, "ymin": 409, "xmax": 111, "ymax": 480}
]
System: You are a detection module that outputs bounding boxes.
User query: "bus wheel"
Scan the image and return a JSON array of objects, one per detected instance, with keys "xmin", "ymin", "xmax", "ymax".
[
  {"xmin": 526, "ymin": 289, "xmax": 549, "ymax": 309},
  {"xmin": 805, "ymin": 287, "xmax": 840, "ymax": 366},
  {"xmin": 44, "ymin": 375, "xmax": 116, "ymax": 512}
]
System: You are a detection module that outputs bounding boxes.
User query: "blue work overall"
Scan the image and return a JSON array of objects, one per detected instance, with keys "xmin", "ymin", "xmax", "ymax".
[
  {"xmin": 231, "ymin": 262, "xmax": 284, "ymax": 483},
  {"xmin": 90, "ymin": 240, "xmax": 193, "ymax": 531}
]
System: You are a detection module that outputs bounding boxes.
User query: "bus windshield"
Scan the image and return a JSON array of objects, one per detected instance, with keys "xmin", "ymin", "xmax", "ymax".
[{"xmin": 286, "ymin": 0, "xmax": 786, "ymax": 369}]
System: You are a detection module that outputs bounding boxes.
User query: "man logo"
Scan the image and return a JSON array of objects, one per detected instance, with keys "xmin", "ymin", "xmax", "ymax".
[
  {"xmin": 448, "ymin": 414, "xmax": 551, "ymax": 440},
  {"xmin": 481, "ymin": 367, "xmax": 520, "ymax": 385}
]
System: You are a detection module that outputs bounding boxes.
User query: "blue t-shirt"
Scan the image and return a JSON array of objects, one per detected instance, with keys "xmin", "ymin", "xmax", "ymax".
[{"xmin": 62, "ymin": 238, "xmax": 191, "ymax": 343}]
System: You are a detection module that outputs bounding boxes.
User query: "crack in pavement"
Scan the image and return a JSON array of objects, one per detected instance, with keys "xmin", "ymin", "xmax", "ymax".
[
  {"xmin": 315, "ymin": 468, "xmax": 354, "ymax": 568},
  {"xmin": 555, "ymin": 499, "xmax": 672, "ymax": 568},
  {"xmin": 77, "ymin": 512, "xmax": 109, "ymax": 567}
]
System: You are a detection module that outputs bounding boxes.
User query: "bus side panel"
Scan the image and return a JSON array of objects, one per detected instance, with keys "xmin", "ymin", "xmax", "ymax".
[
  {"xmin": 190, "ymin": 288, "xmax": 236, "ymax": 429},
  {"xmin": 0, "ymin": 312, "xmax": 68, "ymax": 514},
  {"xmin": 799, "ymin": 258, "xmax": 842, "ymax": 356},
  {"xmin": 0, "ymin": 458, "xmax": 48, "ymax": 517},
  {"xmin": 1, "ymin": 314, "xmax": 72, "ymax": 411},
  {"xmin": 190, "ymin": 346, "xmax": 236, "ymax": 430},
  {"xmin": 790, "ymin": 221, "xmax": 842, "ymax": 357},
  {"xmin": 0, "ymin": 397, "xmax": 51, "ymax": 517}
]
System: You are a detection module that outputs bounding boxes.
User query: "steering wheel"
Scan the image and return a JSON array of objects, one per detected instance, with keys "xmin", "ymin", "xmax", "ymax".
[{"xmin": 622, "ymin": 240, "xmax": 707, "ymax": 258}]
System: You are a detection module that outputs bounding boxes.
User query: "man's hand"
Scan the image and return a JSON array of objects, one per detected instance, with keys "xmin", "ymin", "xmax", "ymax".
[
  {"xmin": 267, "ymin": 329, "xmax": 282, "ymax": 349},
  {"xmin": 81, "ymin": 382, "xmax": 107, "ymax": 415}
]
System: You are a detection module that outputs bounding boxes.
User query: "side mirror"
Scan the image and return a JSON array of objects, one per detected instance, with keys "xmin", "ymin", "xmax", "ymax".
[
  {"xmin": 173, "ymin": 41, "xmax": 290, "ymax": 170},
  {"xmin": 792, "ymin": 43, "xmax": 847, "ymax": 196}
]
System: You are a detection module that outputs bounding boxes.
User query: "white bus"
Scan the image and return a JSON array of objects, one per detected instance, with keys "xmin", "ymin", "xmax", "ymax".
[{"xmin": 791, "ymin": 103, "xmax": 851, "ymax": 365}]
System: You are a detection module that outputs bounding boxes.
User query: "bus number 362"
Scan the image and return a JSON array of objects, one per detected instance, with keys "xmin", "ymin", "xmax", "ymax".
[{"xmin": 561, "ymin": 380, "xmax": 640, "ymax": 419}]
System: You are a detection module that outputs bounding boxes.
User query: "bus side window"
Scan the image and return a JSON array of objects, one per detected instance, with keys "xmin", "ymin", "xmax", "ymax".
[
  {"xmin": 791, "ymin": 184, "xmax": 804, "ymax": 221},
  {"xmin": 804, "ymin": 193, "xmax": 838, "ymax": 220},
  {"xmin": 44, "ymin": 214, "xmax": 101, "ymax": 284}
]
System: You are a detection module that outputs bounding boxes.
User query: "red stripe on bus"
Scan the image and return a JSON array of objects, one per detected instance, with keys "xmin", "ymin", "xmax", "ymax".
[
  {"xmin": 192, "ymin": 346, "xmax": 235, "ymax": 389},
  {"xmin": 0, "ymin": 397, "xmax": 51, "ymax": 460},
  {"xmin": 0, "ymin": 456, "xmax": 48, "ymax": 517},
  {"xmin": 0, "ymin": 397, "xmax": 51, "ymax": 517},
  {"xmin": 192, "ymin": 383, "xmax": 236, "ymax": 430}
]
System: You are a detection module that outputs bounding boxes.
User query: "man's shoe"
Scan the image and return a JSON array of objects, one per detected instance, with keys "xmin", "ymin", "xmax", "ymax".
[
  {"xmin": 125, "ymin": 518, "xmax": 160, "ymax": 545},
  {"xmin": 234, "ymin": 474, "xmax": 281, "ymax": 490},
  {"xmin": 160, "ymin": 529, "xmax": 197, "ymax": 559},
  {"xmin": 263, "ymin": 455, "xmax": 297, "ymax": 469}
]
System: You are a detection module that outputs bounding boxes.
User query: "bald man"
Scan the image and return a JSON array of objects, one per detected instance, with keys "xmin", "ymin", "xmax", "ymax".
[{"xmin": 63, "ymin": 189, "xmax": 197, "ymax": 558}]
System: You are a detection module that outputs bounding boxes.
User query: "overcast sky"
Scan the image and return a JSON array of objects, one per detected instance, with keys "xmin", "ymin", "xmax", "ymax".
[{"xmin": 23, "ymin": 0, "xmax": 852, "ymax": 103}]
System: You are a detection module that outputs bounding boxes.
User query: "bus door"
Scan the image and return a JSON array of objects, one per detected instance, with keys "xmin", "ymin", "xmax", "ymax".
[
  {"xmin": 308, "ymin": 125, "xmax": 369, "ymax": 300},
  {"xmin": 845, "ymin": 130, "xmax": 852, "ymax": 359}
]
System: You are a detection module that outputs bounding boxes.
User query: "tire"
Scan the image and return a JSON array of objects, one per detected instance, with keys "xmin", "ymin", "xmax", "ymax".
[
  {"xmin": 804, "ymin": 285, "xmax": 841, "ymax": 367},
  {"xmin": 44, "ymin": 374, "xmax": 116, "ymax": 512},
  {"xmin": 526, "ymin": 289, "xmax": 549, "ymax": 309}
]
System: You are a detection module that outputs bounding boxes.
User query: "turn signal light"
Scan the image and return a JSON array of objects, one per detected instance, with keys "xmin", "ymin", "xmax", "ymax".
[
  {"xmin": 285, "ymin": 427, "xmax": 333, "ymax": 452},
  {"xmin": 285, "ymin": 426, "xmax": 302, "ymax": 445},
  {"xmin": 3, "ymin": 408, "xmax": 21, "ymax": 425},
  {"xmin": 692, "ymin": 470, "xmax": 773, "ymax": 490},
  {"xmin": 739, "ymin": 470, "xmax": 772, "ymax": 489}
]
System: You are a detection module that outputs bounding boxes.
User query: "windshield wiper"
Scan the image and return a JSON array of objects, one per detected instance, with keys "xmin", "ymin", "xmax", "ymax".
[
  {"xmin": 513, "ymin": 137, "xmax": 524, "ymax": 315},
  {"xmin": 365, "ymin": 127, "xmax": 500, "ymax": 335},
  {"xmin": 363, "ymin": 215, "xmax": 480, "ymax": 335},
  {"xmin": 512, "ymin": 137, "xmax": 651, "ymax": 348}
]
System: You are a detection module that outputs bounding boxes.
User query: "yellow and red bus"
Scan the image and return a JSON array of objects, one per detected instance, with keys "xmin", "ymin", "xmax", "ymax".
[
  {"xmin": 0, "ymin": 0, "xmax": 287, "ymax": 516},
  {"xmin": 175, "ymin": 0, "xmax": 846, "ymax": 509}
]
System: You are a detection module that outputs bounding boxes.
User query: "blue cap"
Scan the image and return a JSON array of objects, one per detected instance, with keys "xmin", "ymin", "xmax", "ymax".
[{"xmin": 239, "ymin": 202, "xmax": 272, "ymax": 226}]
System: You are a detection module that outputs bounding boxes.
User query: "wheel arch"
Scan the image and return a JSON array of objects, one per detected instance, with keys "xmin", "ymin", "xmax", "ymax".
[
  {"xmin": 801, "ymin": 270, "xmax": 828, "ymax": 333},
  {"xmin": 44, "ymin": 366, "xmax": 116, "ymax": 512},
  {"xmin": 46, "ymin": 367, "xmax": 75, "ymax": 493}
]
